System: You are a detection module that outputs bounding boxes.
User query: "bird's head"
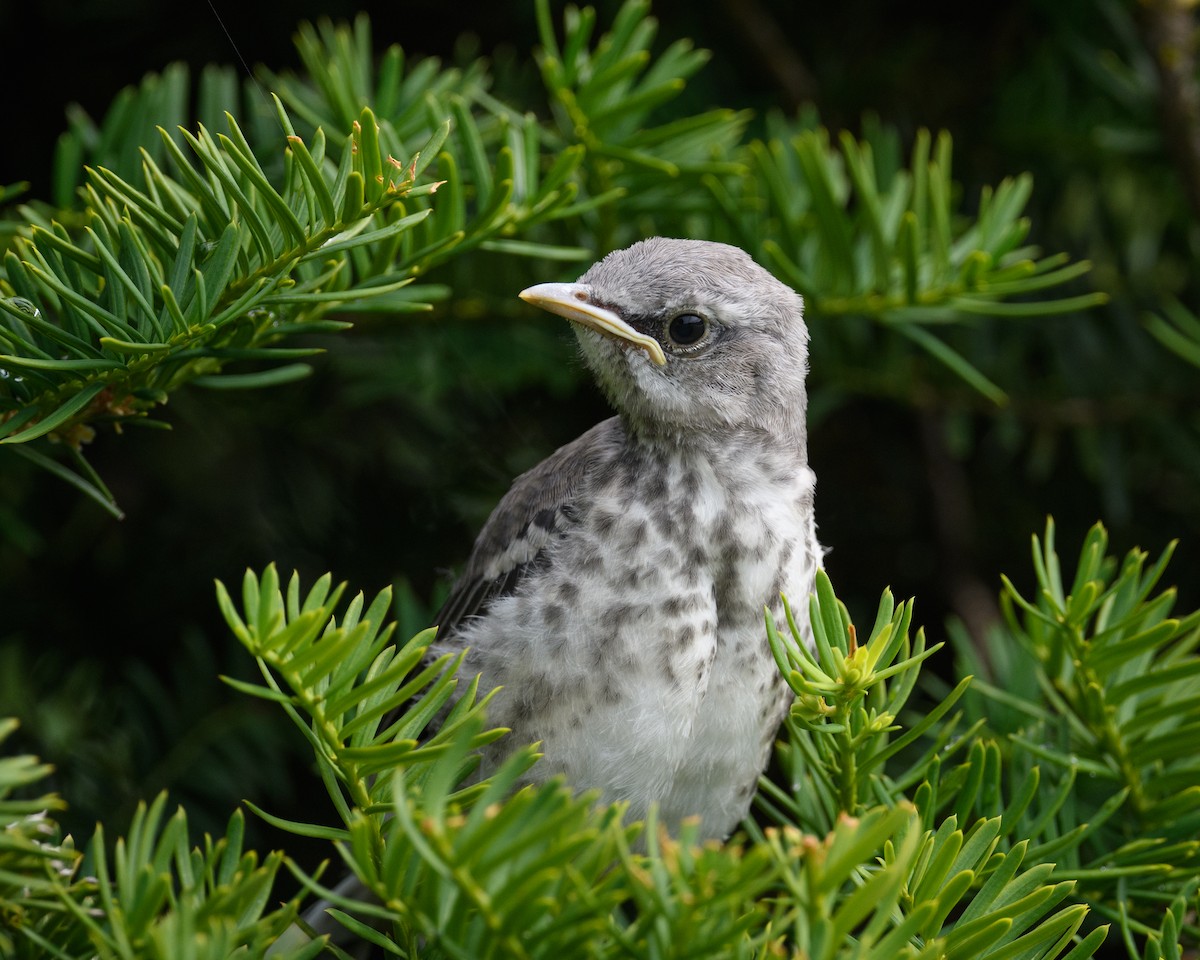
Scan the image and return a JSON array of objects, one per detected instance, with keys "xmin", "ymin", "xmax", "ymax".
[{"xmin": 520, "ymin": 237, "xmax": 809, "ymax": 441}]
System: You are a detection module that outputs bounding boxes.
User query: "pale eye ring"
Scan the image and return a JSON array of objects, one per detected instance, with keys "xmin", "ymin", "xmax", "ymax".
[{"xmin": 666, "ymin": 312, "xmax": 707, "ymax": 346}]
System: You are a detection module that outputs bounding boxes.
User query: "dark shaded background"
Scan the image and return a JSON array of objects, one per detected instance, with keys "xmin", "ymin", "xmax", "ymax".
[{"xmin": 2, "ymin": 0, "xmax": 1197, "ymax": 866}]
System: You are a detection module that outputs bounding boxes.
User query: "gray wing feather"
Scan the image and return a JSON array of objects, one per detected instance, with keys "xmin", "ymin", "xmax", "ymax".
[
  {"xmin": 307, "ymin": 416, "xmax": 618, "ymax": 939},
  {"xmin": 435, "ymin": 417, "xmax": 624, "ymax": 640}
]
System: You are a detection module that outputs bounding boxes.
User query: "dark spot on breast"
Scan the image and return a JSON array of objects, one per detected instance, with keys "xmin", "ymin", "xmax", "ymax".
[
  {"xmin": 622, "ymin": 565, "xmax": 660, "ymax": 590},
  {"xmin": 725, "ymin": 598, "xmax": 760, "ymax": 627},
  {"xmin": 715, "ymin": 511, "xmax": 735, "ymax": 544},
  {"xmin": 618, "ymin": 451, "xmax": 646, "ymax": 486},
  {"xmin": 602, "ymin": 602, "xmax": 637, "ymax": 630},
  {"xmin": 594, "ymin": 510, "xmax": 617, "ymax": 536},
  {"xmin": 714, "ymin": 569, "xmax": 737, "ymax": 608},
  {"xmin": 577, "ymin": 548, "xmax": 604, "ymax": 573},
  {"xmin": 623, "ymin": 518, "xmax": 648, "ymax": 549},
  {"xmin": 655, "ymin": 545, "xmax": 679, "ymax": 567},
  {"xmin": 645, "ymin": 469, "xmax": 668, "ymax": 501},
  {"xmin": 558, "ymin": 580, "xmax": 580, "ymax": 603},
  {"xmin": 653, "ymin": 510, "xmax": 679, "ymax": 540},
  {"xmin": 525, "ymin": 674, "xmax": 554, "ymax": 708},
  {"xmin": 543, "ymin": 603, "xmax": 565, "ymax": 630}
]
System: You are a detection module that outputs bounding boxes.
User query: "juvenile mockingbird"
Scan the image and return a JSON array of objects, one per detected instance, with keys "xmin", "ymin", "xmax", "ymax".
[
  {"xmin": 433, "ymin": 237, "xmax": 821, "ymax": 840},
  {"xmin": 291, "ymin": 239, "xmax": 819, "ymax": 948}
]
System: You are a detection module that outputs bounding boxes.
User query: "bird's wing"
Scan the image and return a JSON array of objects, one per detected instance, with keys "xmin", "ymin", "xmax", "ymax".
[{"xmin": 435, "ymin": 417, "xmax": 625, "ymax": 640}]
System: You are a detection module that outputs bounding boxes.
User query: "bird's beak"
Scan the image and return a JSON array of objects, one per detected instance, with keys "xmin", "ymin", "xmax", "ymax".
[{"xmin": 519, "ymin": 282, "xmax": 667, "ymax": 366}]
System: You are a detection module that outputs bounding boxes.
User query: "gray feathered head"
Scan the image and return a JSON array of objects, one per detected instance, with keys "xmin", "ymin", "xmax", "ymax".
[{"xmin": 520, "ymin": 237, "xmax": 809, "ymax": 439}]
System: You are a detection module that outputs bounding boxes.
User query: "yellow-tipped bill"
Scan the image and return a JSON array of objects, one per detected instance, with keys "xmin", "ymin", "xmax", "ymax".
[{"xmin": 519, "ymin": 282, "xmax": 667, "ymax": 366}]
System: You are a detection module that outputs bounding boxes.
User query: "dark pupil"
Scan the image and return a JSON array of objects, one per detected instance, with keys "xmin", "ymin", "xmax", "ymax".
[{"xmin": 668, "ymin": 313, "xmax": 706, "ymax": 345}]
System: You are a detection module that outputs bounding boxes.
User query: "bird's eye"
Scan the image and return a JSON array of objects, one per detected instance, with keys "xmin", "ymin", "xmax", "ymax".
[{"xmin": 666, "ymin": 313, "xmax": 708, "ymax": 347}]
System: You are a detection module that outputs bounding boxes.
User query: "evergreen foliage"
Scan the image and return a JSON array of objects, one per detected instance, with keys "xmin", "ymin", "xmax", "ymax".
[
  {"xmin": 6, "ymin": 522, "xmax": 1199, "ymax": 956},
  {"xmin": 1, "ymin": 1, "xmax": 1198, "ymax": 957},
  {"xmin": 2, "ymin": 0, "xmax": 1099, "ymax": 514}
]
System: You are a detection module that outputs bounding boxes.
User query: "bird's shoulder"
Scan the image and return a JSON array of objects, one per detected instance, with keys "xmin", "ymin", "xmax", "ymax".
[{"xmin": 435, "ymin": 416, "xmax": 626, "ymax": 638}]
